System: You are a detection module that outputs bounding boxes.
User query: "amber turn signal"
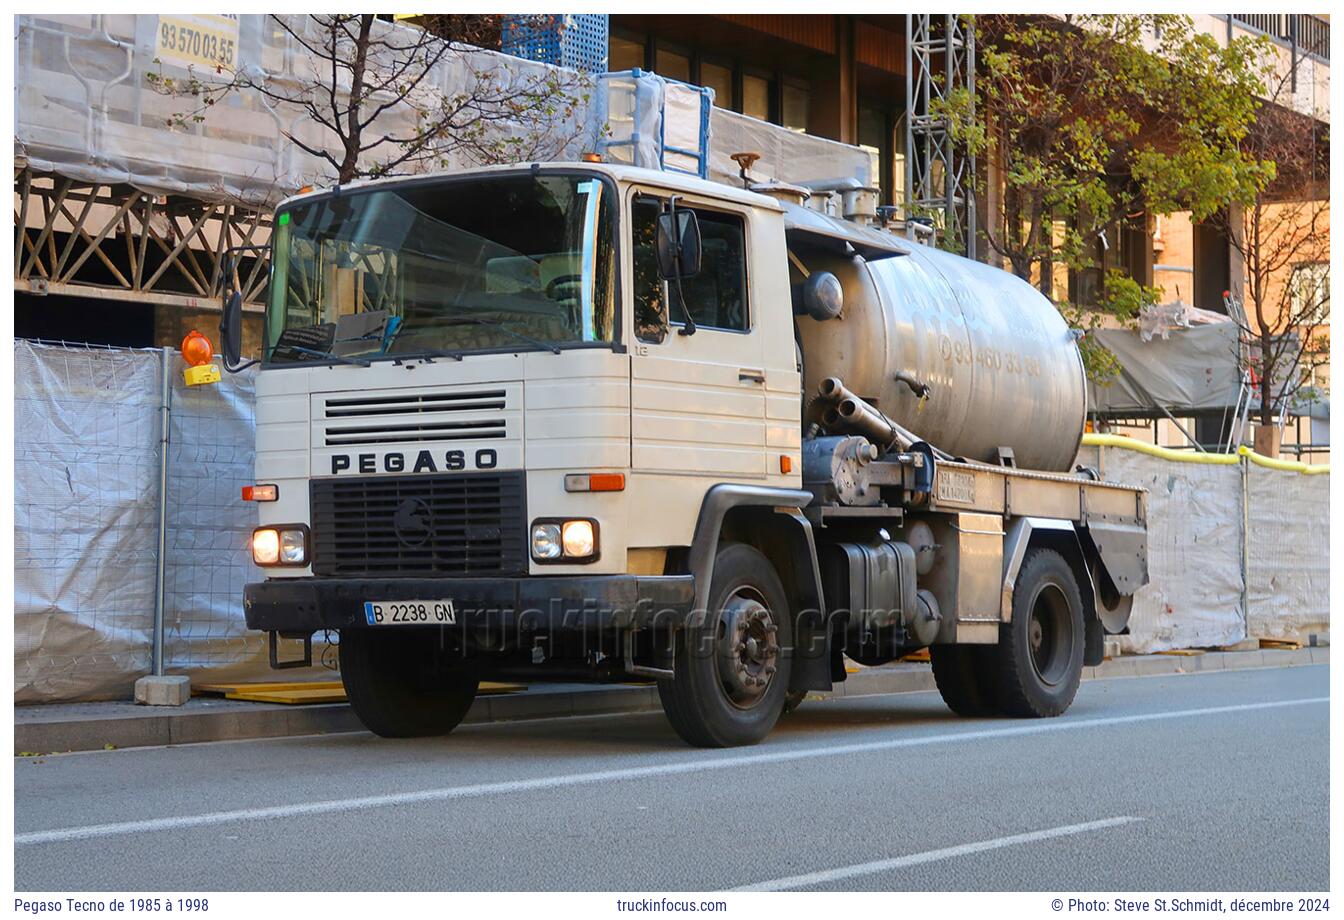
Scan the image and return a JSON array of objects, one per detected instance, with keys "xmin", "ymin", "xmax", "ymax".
[{"xmin": 563, "ymin": 472, "xmax": 625, "ymax": 493}]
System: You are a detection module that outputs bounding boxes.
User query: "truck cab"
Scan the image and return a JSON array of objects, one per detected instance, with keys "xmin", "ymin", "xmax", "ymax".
[{"xmin": 235, "ymin": 161, "xmax": 1146, "ymax": 747}]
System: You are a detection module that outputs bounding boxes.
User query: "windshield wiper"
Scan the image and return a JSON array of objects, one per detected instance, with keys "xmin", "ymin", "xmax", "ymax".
[
  {"xmin": 435, "ymin": 317, "xmax": 563, "ymax": 355},
  {"xmin": 390, "ymin": 348, "xmax": 465, "ymax": 363}
]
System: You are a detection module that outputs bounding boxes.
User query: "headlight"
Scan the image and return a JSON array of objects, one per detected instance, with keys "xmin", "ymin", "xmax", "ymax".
[
  {"xmin": 280, "ymin": 529, "xmax": 307, "ymax": 564},
  {"xmin": 253, "ymin": 525, "xmax": 308, "ymax": 566},
  {"xmin": 252, "ymin": 529, "xmax": 280, "ymax": 565},
  {"xmin": 531, "ymin": 518, "xmax": 599, "ymax": 563},
  {"xmin": 562, "ymin": 520, "xmax": 595, "ymax": 558},
  {"xmin": 531, "ymin": 523, "xmax": 562, "ymax": 560}
]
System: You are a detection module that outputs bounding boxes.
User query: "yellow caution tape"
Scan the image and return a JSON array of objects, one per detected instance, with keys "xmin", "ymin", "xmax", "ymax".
[{"xmin": 1081, "ymin": 433, "xmax": 1328, "ymax": 475}]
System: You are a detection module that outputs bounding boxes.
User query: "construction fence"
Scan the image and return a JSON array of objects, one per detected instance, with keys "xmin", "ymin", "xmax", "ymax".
[
  {"xmin": 1081, "ymin": 435, "xmax": 1331, "ymax": 653},
  {"xmin": 12, "ymin": 341, "xmax": 1333, "ymax": 702}
]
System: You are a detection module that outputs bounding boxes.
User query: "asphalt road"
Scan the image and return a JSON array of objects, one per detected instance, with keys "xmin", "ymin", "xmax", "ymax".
[{"xmin": 14, "ymin": 664, "xmax": 1329, "ymax": 892}]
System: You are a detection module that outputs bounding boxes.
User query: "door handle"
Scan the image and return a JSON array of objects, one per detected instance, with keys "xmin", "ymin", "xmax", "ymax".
[{"xmin": 738, "ymin": 369, "xmax": 766, "ymax": 385}]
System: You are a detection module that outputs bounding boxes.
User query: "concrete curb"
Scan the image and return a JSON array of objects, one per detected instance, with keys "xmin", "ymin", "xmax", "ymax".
[{"xmin": 15, "ymin": 646, "xmax": 1326, "ymax": 755}]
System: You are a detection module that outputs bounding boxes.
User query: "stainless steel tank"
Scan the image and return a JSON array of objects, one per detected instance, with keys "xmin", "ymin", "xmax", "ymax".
[{"xmin": 796, "ymin": 237, "xmax": 1087, "ymax": 472}]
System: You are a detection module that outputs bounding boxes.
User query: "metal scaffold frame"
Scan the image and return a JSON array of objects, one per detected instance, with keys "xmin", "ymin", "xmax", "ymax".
[
  {"xmin": 905, "ymin": 13, "xmax": 976, "ymax": 259},
  {"xmin": 14, "ymin": 166, "xmax": 271, "ymax": 311}
]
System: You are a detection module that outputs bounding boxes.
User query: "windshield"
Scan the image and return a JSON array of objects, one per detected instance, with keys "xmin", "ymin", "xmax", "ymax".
[{"xmin": 265, "ymin": 173, "xmax": 617, "ymax": 364}]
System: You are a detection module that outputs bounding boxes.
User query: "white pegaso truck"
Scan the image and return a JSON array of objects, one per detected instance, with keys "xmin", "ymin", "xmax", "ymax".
[{"xmin": 222, "ymin": 161, "xmax": 1148, "ymax": 747}]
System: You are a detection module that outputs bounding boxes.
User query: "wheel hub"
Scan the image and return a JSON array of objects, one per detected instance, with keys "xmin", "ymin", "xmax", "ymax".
[
  {"xmin": 1028, "ymin": 584, "xmax": 1072, "ymax": 686},
  {"xmin": 716, "ymin": 594, "xmax": 780, "ymax": 708}
]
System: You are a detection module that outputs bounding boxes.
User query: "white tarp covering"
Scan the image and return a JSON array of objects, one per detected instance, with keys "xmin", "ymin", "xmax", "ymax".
[
  {"xmin": 15, "ymin": 14, "xmax": 590, "ymax": 207},
  {"xmin": 709, "ymin": 108, "xmax": 871, "ymax": 190},
  {"xmin": 14, "ymin": 341, "xmax": 332, "ymax": 702},
  {"xmin": 1245, "ymin": 464, "xmax": 1330, "ymax": 642},
  {"xmin": 1101, "ymin": 448, "xmax": 1246, "ymax": 652},
  {"xmin": 17, "ymin": 14, "xmax": 872, "ymax": 208},
  {"xmin": 1090, "ymin": 442, "xmax": 1330, "ymax": 653}
]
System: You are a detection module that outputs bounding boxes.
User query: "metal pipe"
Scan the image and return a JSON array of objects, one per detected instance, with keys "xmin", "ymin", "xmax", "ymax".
[
  {"xmin": 820, "ymin": 376, "xmax": 955, "ymax": 461},
  {"xmin": 838, "ymin": 397, "xmax": 906, "ymax": 451},
  {"xmin": 152, "ymin": 347, "xmax": 173, "ymax": 677}
]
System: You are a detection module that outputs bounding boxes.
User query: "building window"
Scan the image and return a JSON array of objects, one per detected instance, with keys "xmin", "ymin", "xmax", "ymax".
[
  {"xmin": 1289, "ymin": 262, "xmax": 1330, "ymax": 323},
  {"xmin": 742, "ymin": 73, "xmax": 771, "ymax": 121},
  {"xmin": 782, "ymin": 81, "xmax": 810, "ymax": 133},
  {"xmin": 700, "ymin": 61, "xmax": 734, "ymax": 110},
  {"xmin": 655, "ymin": 46, "xmax": 691, "ymax": 83},
  {"xmin": 609, "ymin": 33, "xmax": 645, "ymax": 72}
]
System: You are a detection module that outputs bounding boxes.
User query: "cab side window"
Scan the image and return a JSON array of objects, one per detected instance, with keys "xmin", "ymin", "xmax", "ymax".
[{"xmin": 633, "ymin": 196, "xmax": 749, "ymax": 343}]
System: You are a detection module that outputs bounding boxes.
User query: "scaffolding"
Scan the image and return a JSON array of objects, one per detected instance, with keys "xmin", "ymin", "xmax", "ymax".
[
  {"xmin": 14, "ymin": 166, "xmax": 271, "ymax": 311},
  {"xmin": 905, "ymin": 14, "xmax": 976, "ymax": 259}
]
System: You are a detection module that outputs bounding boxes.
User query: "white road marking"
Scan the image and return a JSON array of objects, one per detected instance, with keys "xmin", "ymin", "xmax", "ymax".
[
  {"xmin": 15, "ymin": 696, "xmax": 1325, "ymax": 847},
  {"xmin": 734, "ymin": 816, "xmax": 1143, "ymax": 891}
]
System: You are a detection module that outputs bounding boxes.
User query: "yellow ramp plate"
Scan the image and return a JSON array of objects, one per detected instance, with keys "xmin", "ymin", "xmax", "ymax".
[{"xmin": 195, "ymin": 680, "xmax": 526, "ymax": 705}]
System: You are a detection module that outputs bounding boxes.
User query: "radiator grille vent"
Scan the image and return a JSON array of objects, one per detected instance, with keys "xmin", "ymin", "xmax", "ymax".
[{"xmin": 310, "ymin": 472, "xmax": 526, "ymax": 578}]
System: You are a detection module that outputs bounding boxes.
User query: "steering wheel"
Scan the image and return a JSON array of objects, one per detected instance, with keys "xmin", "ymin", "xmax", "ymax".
[{"xmin": 545, "ymin": 274, "xmax": 583, "ymax": 300}]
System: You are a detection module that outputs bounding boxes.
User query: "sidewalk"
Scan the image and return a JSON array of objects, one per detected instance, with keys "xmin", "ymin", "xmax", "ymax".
[{"xmin": 14, "ymin": 646, "xmax": 1328, "ymax": 755}]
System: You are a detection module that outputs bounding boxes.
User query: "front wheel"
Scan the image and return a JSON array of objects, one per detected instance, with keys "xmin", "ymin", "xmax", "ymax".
[
  {"xmin": 658, "ymin": 543, "xmax": 793, "ymax": 747},
  {"xmin": 339, "ymin": 628, "xmax": 479, "ymax": 738},
  {"xmin": 990, "ymin": 548, "xmax": 1085, "ymax": 717}
]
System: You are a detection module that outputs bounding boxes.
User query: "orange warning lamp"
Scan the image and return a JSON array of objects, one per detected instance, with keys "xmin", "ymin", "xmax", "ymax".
[
  {"xmin": 181, "ymin": 330, "xmax": 222, "ymax": 386},
  {"xmin": 181, "ymin": 330, "xmax": 215, "ymax": 367}
]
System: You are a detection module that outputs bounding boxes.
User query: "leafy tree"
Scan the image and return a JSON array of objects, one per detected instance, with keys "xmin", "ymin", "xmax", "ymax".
[
  {"xmin": 147, "ymin": 14, "xmax": 588, "ymax": 186},
  {"xmin": 943, "ymin": 14, "xmax": 1272, "ymax": 293}
]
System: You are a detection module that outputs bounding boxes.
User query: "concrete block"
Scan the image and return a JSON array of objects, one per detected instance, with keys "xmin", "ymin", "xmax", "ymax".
[
  {"xmin": 1260, "ymin": 648, "xmax": 1301, "ymax": 669},
  {"xmin": 1095, "ymin": 657, "xmax": 1138, "ymax": 679},
  {"xmin": 134, "ymin": 675, "xmax": 191, "ymax": 706},
  {"xmin": 1221, "ymin": 650, "xmax": 1266, "ymax": 670}
]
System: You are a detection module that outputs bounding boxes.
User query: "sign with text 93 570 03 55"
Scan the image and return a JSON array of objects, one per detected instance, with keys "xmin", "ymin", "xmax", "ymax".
[{"xmin": 155, "ymin": 14, "xmax": 239, "ymax": 70}]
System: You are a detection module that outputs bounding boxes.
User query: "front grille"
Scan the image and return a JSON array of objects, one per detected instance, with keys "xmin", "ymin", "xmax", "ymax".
[
  {"xmin": 311, "ymin": 472, "xmax": 527, "ymax": 577},
  {"xmin": 322, "ymin": 390, "xmax": 508, "ymax": 446}
]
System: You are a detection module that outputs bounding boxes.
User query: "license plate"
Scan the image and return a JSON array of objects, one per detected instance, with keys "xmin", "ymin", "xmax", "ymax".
[{"xmin": 363, "ymin": 600, "xmax": 456, "ymax": 626}]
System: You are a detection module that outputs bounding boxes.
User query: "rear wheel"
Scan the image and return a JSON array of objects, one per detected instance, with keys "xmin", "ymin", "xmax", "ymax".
[
  {"xmin": 930, "ymin": 644, "xmax": 995, "ymax": 717},
  {"xmin": 990, "ymin": 548, "xmax": 1085, "ymax": 717},
  {"xmin": 339, "ymin": 628, "xmax": 479, "ymax": 738},
  {"xmin": 658, "ymin": 543, "xmax": 792, "ymax": 747}
]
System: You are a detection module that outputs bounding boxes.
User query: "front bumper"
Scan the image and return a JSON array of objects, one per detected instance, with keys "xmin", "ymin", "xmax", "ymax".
[{"xmin": 244, "ymin": 574, "xmax": 695, "ymax": 634}]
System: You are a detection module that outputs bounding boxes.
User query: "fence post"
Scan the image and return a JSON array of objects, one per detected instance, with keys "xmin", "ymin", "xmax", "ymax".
[
  {"xmin": 1239, "ymin": 452, "xmax": 1251, "ymax": 640},
  {"xmin": 152, "ymin": 346, "xmax": 173, "ymax": 677}
]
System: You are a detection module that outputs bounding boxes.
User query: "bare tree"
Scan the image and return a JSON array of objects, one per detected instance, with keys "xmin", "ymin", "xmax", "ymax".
[
  {"xmin": 148, "ymin": 14, "xmax": 589, "ymax": 186},
  {"xmin": 1218, "ymin": 57, "xmax": 1330, "ymax": 431}
]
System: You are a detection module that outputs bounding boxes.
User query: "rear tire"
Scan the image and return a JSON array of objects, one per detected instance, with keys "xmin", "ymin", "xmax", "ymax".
[
  {"xmin": 339, "ymin": 628, "xmax": 479, "ymax": 738},
  {"xmin": 658, "ymin": 543, "xmax": 792, "ymax": 747},
  {"xmin": 930, "ymin": 644, "xmax": 996, "ymax": 717},
  {"xmin": 990, "ymin": 548, "xmax": 1085, "ymax": 717}
]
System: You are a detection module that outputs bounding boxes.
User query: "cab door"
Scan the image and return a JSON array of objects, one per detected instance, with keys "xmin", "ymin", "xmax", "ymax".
[{"xmin": 627, "ymin": 190, "xmax": 768, "ymax": 479}]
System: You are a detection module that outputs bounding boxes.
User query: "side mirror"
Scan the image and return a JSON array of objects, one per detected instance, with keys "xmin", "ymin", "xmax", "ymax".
[
  {"xmin": 220, "ymin": 290, "xmax": 245, "ymax": 371},
  {"xmin": 655, "ymin": 209, "xmax": 701, "ymax": 280}
]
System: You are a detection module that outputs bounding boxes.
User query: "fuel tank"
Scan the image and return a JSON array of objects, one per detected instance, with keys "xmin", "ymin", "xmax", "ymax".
[{"xmin": 793, "ymin": 224, "xmax": 1087, "ymax": 473}]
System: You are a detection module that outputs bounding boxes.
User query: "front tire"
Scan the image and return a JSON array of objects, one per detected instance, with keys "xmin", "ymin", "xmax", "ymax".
[
  {"xmin": 990, "ymin": 548, "xmax": 1085, "ymax": 717},
  {"xmin": 658, "ymin": 543, "xmax": 793, "ymax": 747},
  {"xmin": 339, "ymin": 628, "xmax": 479, "ymax": 738}
]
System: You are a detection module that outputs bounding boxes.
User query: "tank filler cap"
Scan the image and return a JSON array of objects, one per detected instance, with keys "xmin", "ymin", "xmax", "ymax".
[{"xmin": 794, "ymin": 271, "xmax": 844, "ymax": 322}]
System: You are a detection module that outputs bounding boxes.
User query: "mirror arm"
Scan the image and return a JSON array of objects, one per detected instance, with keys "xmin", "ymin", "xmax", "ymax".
[{"xmin": 662, "ymin": 196, "xmax": 697, "ymax": 336}]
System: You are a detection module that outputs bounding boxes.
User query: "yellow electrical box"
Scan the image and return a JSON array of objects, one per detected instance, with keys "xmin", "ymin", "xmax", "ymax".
[{"xmin": 184, "ymin": 363, "xmax": 222, "ymax": 386}]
